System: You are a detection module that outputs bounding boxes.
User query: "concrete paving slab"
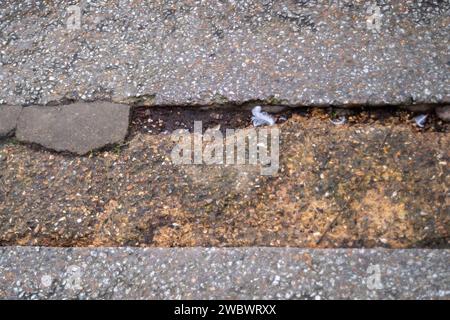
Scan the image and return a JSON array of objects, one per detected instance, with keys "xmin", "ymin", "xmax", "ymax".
[
  {"xmin": 0, "ymin": 247, "xmax": 448, "ymax": 300},
  {"xmin": 0, "ymin": 0, "xmax": 448, "ymax": 107},
  {"xmin": 1, "ymin": 110, "xmax": 448, "ymax": 248}
]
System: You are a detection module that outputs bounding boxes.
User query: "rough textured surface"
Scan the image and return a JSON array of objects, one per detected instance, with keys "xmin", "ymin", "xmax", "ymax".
[
  {"xmin": 1, "ymin": 109, "xmax": 448, "ymax": 248},
  {"xmin": 0, "ymin": 247, "xmax": 448, "ymax": 300},
  {"xmin": 15, "ymin": 102, "xmax": 130, "ymax": 154},
  {"xmin": 0, "ymin": 0, "xmax": 448, "ymax": 107},
  {"xmin": 436, "ymin": 106, "xmax": 450, "ymax": 122},
  {"xmin": 0, "ymin": 105, "xmax": 22, "ymax": 138}
]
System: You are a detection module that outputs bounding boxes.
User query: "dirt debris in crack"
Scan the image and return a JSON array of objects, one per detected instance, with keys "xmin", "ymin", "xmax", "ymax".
[
  {"xmin": 0, "ymin": 107, "xmax": 448, "ymax": 248},
  {"xmin": 130, "ymin": 106, "xmax": 449, "ymax": 137}
]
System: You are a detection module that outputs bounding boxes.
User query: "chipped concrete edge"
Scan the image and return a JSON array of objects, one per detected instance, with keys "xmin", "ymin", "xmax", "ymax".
[
  {"xmin": 0, "ymin": 247, "xmax": 449, "ymax": 300},
  {"xmin": 2, "ymin": 102, "xmax": 131, "ymax": 155}
]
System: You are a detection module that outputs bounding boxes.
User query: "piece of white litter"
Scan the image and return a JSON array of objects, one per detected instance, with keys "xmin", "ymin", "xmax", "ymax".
[
  {"xmin": 414, "ymin": 114, "xmax": 428, "ymax": 128},
  {"xmin": 330, "ymin": 116, "xmax": 346, "ymax": 125},
  {"xmin": 251, "ymin": 106, "xmax": 275, "ymax": 127}
]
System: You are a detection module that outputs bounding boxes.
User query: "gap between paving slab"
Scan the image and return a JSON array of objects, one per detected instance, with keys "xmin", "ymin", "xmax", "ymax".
[
  {"xmin": 0, "ymin": 247, "xmax": 448, "ymax": 300},
  {"xmin": 1, "ymin": 102, "xmax": 449, "ymax": 155}
]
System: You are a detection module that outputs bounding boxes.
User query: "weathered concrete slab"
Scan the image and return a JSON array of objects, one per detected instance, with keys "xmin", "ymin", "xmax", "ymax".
[
  {"xmin": 0, "ymin": 105, "xmax": 22, "ymax": 138},
  {"xmin": 0, "ymin": 1, "xmax": 448, "ymax": 107},
  {"xmin": 0, "ymin": 247, "xmax": 448, "ymax": 299},
  {"xmin": 15, "ymin": 102, "xmax": 130, "ymax": 154},
  {"xmin": 1, "ymin": 111, "xmax": 448, "ymax": 248}
]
